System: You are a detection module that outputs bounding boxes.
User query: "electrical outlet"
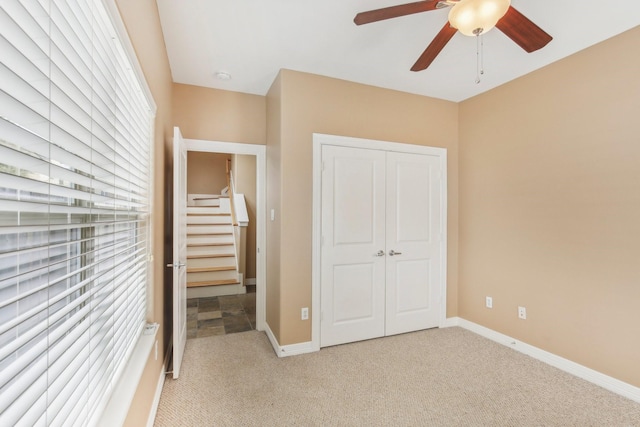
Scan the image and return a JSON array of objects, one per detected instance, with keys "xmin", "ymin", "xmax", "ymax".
[
  {"xmin": 518, "ymin": 306, "xmax": 527, "ymax": 320},
  {"xmin": 301, "ymin": 307, "xmax": 309, "ymax": 320},
  {"xmin": 485, "ymin": 296, "xmax": 493, "ymax": 309}
]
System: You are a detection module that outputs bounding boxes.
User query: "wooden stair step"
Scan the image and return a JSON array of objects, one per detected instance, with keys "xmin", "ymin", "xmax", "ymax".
[
  {"xmin": 187, "ymin": 245, "xmax": 235, "ymax": 256},
  {"xmin": 187, "ymin": 212, "xmax": 230, "ymax": 216},
  {"xmin": 187, "ymin": 266, "xmax": 235, "ymax": 273},
  {"xmin": 187, "ymin": 253, "xmax": 235, "ymax": 259},
  {"xmin": 187, "ymin": 279, "xmax": 240, "ymax": 288},
  {"xmin": 187, "ymin": 231, "xmax": 233, "ymax": 236},
  {"xmin": 187, "ymin": 207, "xmax": 228, "ymax": 214},
  {"xmin": 188, "ymin": 242, "xmax": 234, "ymax": 247},
  {"xmin": 187, "ymin": 235, "xmax": 234, "ymax": 245}
]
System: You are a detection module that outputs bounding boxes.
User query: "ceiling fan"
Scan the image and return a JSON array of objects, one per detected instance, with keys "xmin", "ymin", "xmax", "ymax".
[{"xmin": 354, "ymin": 0, "xmax": 552, "ymax": 72}]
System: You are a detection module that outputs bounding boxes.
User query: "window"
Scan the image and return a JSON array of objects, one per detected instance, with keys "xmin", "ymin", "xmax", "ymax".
[{"xmin": 0, "ymin": 1, "xmax": 154, "ymax": 425}]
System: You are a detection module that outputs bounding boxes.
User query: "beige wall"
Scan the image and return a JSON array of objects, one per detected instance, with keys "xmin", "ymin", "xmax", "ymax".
[
  {"xmin": 274, "ymin": 70, "xmax": 459, "ymax": 344},
  {"xmin": 458, "ymin": 26, "xmax": 640, "ymax": 387},
  {"xmin": 172, "ymin": 83, "xmax": 266, "ymax": 144},
  {"xmin": 233, "ymin": 154, "xmax": 258, "ymax": 279},
  {"xmin": 114, "ymin": 1, "xmax": 173, "ymax": 426},
  {"xmin": 187, "ymin": 152, "xmax": 230, "ymax": 195},
  {"xmin": 266, "ymin": 73, "xmax": 283, "ymax": 338}
]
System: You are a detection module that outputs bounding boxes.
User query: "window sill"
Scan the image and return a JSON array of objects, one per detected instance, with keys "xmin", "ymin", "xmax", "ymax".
[{"xmin": 97, "ymin": 323, "xmax": 159, "ymax": 427}]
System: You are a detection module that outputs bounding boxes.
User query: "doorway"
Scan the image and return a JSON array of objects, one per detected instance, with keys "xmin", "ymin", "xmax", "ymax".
[
  {"xmin": 312, "ymin": 134, "xmax": 447, "ymax": 349},
  {"xmin": 184, "ymin": 138, "xmax": 266, "ymax": 332}
]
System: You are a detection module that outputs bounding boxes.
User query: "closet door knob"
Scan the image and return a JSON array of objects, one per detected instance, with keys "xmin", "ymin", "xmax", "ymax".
[
  {"xmin": 389, "ymin": 250, "xmax": 402, "ymax": 256},
  {"xmin": 375, "ymin": 250, "xmax": 385, "ymax": 257}
]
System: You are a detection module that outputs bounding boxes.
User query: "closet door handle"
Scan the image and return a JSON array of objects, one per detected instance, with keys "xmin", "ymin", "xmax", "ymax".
[
  {"xmin": 389, "ymin": 250, "xmax": 402, "ymax": 256},
  {"xmin": 374, "ymin": 250, "xmax": 385, "ymax": 257}
]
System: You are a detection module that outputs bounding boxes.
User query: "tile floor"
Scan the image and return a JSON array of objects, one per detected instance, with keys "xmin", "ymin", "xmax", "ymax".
[{"xmin": 187, "ymin": 290, "xmax": 256, "ymax": 339}]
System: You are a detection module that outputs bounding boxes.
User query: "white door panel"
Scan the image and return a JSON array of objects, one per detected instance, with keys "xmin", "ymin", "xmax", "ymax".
[
  {"xmin": 393, "ymin": 160, "xmax": 432, "ymax": 243},
  {"xmin": 172, "ymin": 127, "xmax": 187, "ymax": 379},
  {"xmin": 332, "ymin": 155, "xmax": 381, "ymax": 245},
  {"xmin": 332, "ymin": 263, "xmax": 377, "ymax": 324},
  {"xmin": 320, "ymin": 145, "xmax": 385, "ymax": 347},
  {"xmin": 385, "ymin": 152, "xmax": 441, "ymax": 336},
  {"xmin": 394, "ymin": 259, "xmax": 432, "ymax": 314}
]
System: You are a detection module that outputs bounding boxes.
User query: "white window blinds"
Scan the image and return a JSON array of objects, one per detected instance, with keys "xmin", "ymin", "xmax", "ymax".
[{"xmin": 0, "ymin": 1, "xmax": 153, "ymax": 425}]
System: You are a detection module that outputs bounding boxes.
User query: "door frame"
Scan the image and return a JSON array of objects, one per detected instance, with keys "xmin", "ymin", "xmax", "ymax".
[
  {"xmin": 311, "ymin": 133, "xmax": 448, "ymax": 350},
  {"xmin": 186, "ymin": 138, "xmax": 267, "ymax": 331}
]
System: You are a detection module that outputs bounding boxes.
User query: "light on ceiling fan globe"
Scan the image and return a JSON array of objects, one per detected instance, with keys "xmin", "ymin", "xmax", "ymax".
[{"xmin": 448, "ymin": 0, "xmax": 511, "ymax": 37}]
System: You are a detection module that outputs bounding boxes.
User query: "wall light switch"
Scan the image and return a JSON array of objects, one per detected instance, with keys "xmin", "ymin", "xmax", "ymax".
[
  {"xmin": 270, "ymin": 209, "xmax": 275, "ymax": 221},
  {"xmin": 485, "ymin": 296, "xmax": 493, "ymax": 309}
]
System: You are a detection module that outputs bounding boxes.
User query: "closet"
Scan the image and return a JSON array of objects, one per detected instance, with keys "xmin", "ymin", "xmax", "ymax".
[{"xmin": 319, "ymin": 142, "xmax": 445, "ymax": 347}]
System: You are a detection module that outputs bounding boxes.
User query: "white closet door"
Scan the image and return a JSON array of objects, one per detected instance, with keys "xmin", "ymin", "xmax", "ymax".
[
  {"xmin": 385, "ymin": 152, "xmax": 442, "ymax": 335},
  {"xmin": 320, "ymin": 145, "xmax": 386, "ymax": 347}
]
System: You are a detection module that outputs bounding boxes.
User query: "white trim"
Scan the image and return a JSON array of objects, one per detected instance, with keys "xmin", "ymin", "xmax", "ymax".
[
  {"xmin": 311, "ymin": 139, "xmax": 323, "ymax": 353},
  {"xmin": 184, "ymin": 139, "xmax": 267, "ymax": 332},
  {"xmin": 102, "ymin": 0, "xmax": 157, "ymax": 115},
  {"xmin": 457, "ymin": 318, "xmax": 640, "ymax": 404},
  {"xmin": 146, "ymin": 366, "xmax": 166, "ymax": 427},
  {"xmin": 98, "ymin": 324, "xmax": 159, "ymax": 427},
  {"xmin": 313, "ymin": 134, "xmax": 448, "ymax": 155},
  {"xmin": 441, "ymin": 317, "xmax": 461, "ymax": 328},
  {"xmin": 311, "ymin": 133, "xmax": 447, "ymax": 351},
  {"xmin": 264, "ymin": 325, "xmax": 316, "ymax": 358},
  {"xmin": 245, "ymin": 278, "xmax": 257, "ymax": 286},
  {"xmin": 108, "ymin": 0, "xmax": 158, "ymax": 370},
  {"xmin": 438, "ymin": 151, "xmax": 448, "ymax": 328}
]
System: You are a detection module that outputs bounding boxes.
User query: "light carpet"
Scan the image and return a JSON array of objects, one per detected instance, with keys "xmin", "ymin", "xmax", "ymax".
[{"xmin": 154, "ymin": 327, "xmax": 640, "ymax": 426}]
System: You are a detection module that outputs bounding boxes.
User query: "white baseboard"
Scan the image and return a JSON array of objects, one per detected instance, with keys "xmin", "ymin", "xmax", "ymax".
[
  {"xmin": 245, "ymin": 278, "xmax": 256, "ymax": 286},
  {"xmin": 453, "ymin": 317, "xmax": 640, "ymax": 404},
  {"xmin": 264, "ymin": 324, "xmax": 316, "ymax": 358},
  {"xmin": 146, "ymin": 366, "xmax": 166, "ymax": 427},
  {"xmin": 441, "ymin": 317, "xmax": 461, "ymax": 328}
]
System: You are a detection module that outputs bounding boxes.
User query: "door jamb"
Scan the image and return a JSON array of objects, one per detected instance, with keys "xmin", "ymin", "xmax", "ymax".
[
  {"xmin": 312, "ymin": 133, "xmax": 448, "ymax": 351},
  {"xmin": 185, "ymin": 138, "xmax": 267, "ymax": 332}
]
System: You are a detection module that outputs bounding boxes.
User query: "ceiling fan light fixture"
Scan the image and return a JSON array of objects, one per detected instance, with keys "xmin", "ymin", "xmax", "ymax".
[{"xmin": 448, "ymin": 0, "xmax": 511, "ymax": 36}]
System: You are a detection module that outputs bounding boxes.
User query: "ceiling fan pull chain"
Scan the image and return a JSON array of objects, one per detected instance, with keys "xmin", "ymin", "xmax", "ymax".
[
  {"xmin": 481, "ymin": 33, "xmax": 485, "ymax": 76},
  {"xmin": 475, "ymin": 33, "xmax": 481, "ymax": 84},
  {"xmin": 475, "ymin": 32, "xmax": 485, "ymax": 84}
]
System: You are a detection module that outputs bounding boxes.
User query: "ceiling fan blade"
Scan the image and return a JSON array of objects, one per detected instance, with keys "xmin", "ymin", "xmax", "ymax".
[
  {"xmin": 411, "ymin": 22, "xmax": 457, "ymax": 71},
  {"xmin": 496, "ymin": 6, "xmax": 552, "ymax": 53},
  {"xmin": 354, "ymin": 0, "xmax": 440, "ymax": 25}
]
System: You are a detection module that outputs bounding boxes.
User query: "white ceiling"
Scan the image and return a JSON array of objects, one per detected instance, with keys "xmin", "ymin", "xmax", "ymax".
[{"xmin": 156, "ymin": 0, "xmax": 640, "ymax": 102}]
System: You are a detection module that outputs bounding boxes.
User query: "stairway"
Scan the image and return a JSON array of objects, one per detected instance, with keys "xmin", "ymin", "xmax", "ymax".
[{"xmin": 186, "ymin": 195, "xmax": 245, "ymax": 298}]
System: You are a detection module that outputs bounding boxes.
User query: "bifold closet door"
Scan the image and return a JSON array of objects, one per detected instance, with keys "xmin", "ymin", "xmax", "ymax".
[
  {"xmin": 320, "ymin": 145, "xmax": 443, "ymax": 347},
  {"xmin": 320, "ymin": 145, "xmax": 386, "ymax": 347}
]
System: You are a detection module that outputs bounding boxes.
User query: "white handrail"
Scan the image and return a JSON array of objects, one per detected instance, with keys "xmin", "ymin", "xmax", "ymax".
[
  {"xmin": 234, "ymin": 194, "xmax": 249, "ymax": 227},
  {"xmin": 228, "ymin": 169, "xmax": 248, "ymax": 279},
  {"xmin": 229, "ymin": 170, "xmax": 249, "ymax": 227}
]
